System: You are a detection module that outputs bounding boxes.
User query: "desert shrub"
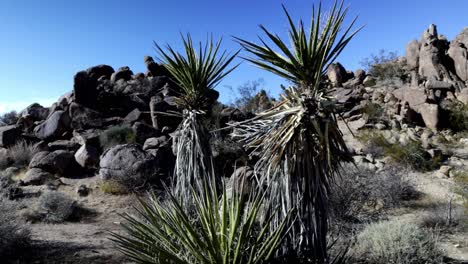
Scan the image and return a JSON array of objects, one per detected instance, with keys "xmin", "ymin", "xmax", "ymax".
[
  {"xmin": 99, "ymin": 125, "xmax": 136, "ymax": 150},
  {"xmin": 111, "ymin": 178, "xmax": 288, "ymax": 264},
  {"xmin": 25, "ymin": 191, "xmax": 77, "ymax": 223},
  {"xmin": 361, "ymin": 102, "xmax": 385, "ymax": 123},
  {"xmin": 330, "ymin": 165, "xmax": 414, "ymax": 225},
  {"xmin": 0, "ymin": 199, "xmax": 31, "ymax": 259},
  {"xmin": 447, "ymin": 102, "xmax": 468, "ymax": 132},
  {"xmin": 7, "ymin": 140, "xmax": 39, "ymax": 168},
  {"xmin": 0, "ymin": 111, "xmax": 19, "ymax": 126},
  {"xmin": 229, "ymin": 79, "xmax": 274, "ymax": 113},
  {"xmin": 421, "ymin": 199, "xmax": 465, "ymax": 229},
  {"xmin": 100, "ymin": 180, "xmax": 129, "ymax": 195},
  {"xmin": 453, "ymin": 170, "xmax": 468, "ymax": 212},
  {"xmin": 352, "ymin": 219, "xmax": 444, "ymax": 264},
  {"xmin": 360, "ymin": 49, "xmax": 408, "ymax": 82},
  {"xmin": 0, "ymin": 172, "xmax": 22, "ymax": 200},
  {"xmin": 358, "ymin": 131, "xmax": 441, "ymax": 171}
]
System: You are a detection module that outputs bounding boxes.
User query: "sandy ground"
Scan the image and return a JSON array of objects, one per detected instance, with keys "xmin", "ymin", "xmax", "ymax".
[{"xmin": 11, "ymin": 176, "xmax": 136, "ymax": 264}]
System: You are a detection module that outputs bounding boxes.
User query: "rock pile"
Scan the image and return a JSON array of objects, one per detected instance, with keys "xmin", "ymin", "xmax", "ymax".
[{"xmin": 331, "ymin": 24, "xmax": 468, "ymax": 132}]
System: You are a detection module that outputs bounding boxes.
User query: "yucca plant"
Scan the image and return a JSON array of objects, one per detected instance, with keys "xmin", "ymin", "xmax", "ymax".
[
  {"xmin": 232, "ymin": 1, "xmax": 361, "ymax": 262},
  {"xmin": 154, "ymin": 35, "xmax": 239, "ymax": 203},
  {"xmin": 111, "ymin": 176, "xmax": 289, "ymax": 264}
]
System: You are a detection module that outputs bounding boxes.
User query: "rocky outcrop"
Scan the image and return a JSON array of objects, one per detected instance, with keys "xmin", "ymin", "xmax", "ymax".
[{"xmin": 448, "ymin": 28, "xmax": 468, "ymax": 82}]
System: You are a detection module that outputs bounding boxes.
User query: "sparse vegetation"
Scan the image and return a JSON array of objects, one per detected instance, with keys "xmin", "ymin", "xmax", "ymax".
[
  {"xmin": 0, "ymin": 199, "xmax": 31, "ymax": 259},
  {"xmin": 330, "ymin": 165, "xmax": 414, "ymax": 224},
  {"xmin": 100, "ymin": 180, "xmax": 129, "ymax": 195},
  {"xmin": 360, "ymin": 49, "xmax": 408, "ymax": 82},
  {"xmin": 447, "ymin": 102, "xmax": 468, "ymax": 132},
  {"xmin": 358, "ymin": 130, "xmax": 441, "ymax": 171},
  {"xmin": 229, "ymin": 79, "xmax": 274, "ymax": 113},
  {"xmin": 453, "ymin": 170, "xmax": 468, "ymax": 213},
  {"xmin": 99, "ymin": 125, "xmax": 136, "ymax": 150},
  {"xmin": 7, "ymin": 140, "xmax": 39, "ymax": 168},
  {"xmin": 361, "ymin": 102, "xmax": 385, "ymax": 123},
  {"xmin": 25, "ymin": 191, "xmax": 77, "ymax": 223},
  {"xmin": 352, "ymin": 219, "xmax": 444, "ymax": 264}
]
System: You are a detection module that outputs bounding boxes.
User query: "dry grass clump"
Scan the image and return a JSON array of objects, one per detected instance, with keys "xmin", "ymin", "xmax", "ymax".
[
  {"xmin": 8, "ymin": 140, "xmax": 39, "ymax": 168},
  {"xmin": 100, "ymin": 180, "xmax": 129, "ymax": 195},
  {"xmin": 329, "ymin": 165, "xmax": 415, "ymax": 224},
  {"xmin": 0, "ymin": 199, "xmax": 31, "ymax": 259},
  {"xmin": 351, "ymin": 219, "xmax": 444, "ymax": 264},
  {"xmin": 25, "ymin": 191, "xmax": 77, "ymax": 223}
]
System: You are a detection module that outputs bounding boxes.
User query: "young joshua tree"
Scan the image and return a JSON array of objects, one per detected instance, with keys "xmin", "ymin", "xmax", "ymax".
[
  {"xmin": 155, "ymin": 35, "xmax": 239, "ymax": 203},
  {"xmin": 233, "ymin": 1, "xmax": 361, "ymax": 262}
]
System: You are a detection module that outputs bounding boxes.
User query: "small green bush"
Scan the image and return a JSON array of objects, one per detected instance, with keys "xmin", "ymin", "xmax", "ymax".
[
  {"xmin": 0, "ymin": 199, "xmax": 31, "ymax": 259},
  {"xmin": 358, "ymin": 131, "xmax": 441, "ymax": 172},
  {"xmin": 352, "ymin": 219, "xmax": 444, "ymax": 264},
  {"xmin": 7, "ymin": 140, "xmax": 39, "ymax": 168},
  {"xmin": 99, "ymin": 125, "xmax": 136, "ymax": 150},
  {"xmin": 453, "ymin": 170, "xmax": 468, "ymax": 213},
  {"xmin": 25, "ymin": 191, "xmax": 77, "ymax": 223},
  {"xmin": 100, "ymin": 180, "xmax": 129, "ymax": 195},
  {"xmin": 447, "ymin": 102, "xmax": 468, "ymax": 132}
]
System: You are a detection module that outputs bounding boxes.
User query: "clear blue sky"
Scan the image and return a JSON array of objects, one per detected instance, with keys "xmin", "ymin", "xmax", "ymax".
[{"xmin": 1, "ymin": 0, "xmax": 467, "ymax": 113}]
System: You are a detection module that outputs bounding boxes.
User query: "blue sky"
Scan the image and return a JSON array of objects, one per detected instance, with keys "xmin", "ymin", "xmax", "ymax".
[{"xmin": 0, "ymin": 0, "xmax": 467, "ymax": 113}]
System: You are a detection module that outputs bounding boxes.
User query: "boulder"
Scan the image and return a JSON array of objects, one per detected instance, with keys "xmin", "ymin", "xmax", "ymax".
[
  {"xmin": 418, "ymin": 24, "xmax": 450, "ymax": 81},
  {"xmin": 29, "ymin": 150, "xmax": 75, "ymax": 175},
  {"xmin": 362, "ymin": 76, "xmax": 376, "ymax": 87},
  {"xmin": 74, "ymin": 144, "xmax": 99, "ymax": 169},
  {"xmin": 425, "ymin": 80, "xmax": 453, "ymax": 90},
  {"xmin": 447, "ymin": 28, "xmax": 468, "ymax": 82},
  {"xmin": 392, "ymin": 87, "xmax": 427, "ymax": 109},
  {"xmin": 405, "ymin": 40, "xmax": 420, "ymax": 70},
  {"xmin": 86, "ymin": 64, "xmax": 114, "ymax": 80},
  {"xmin": 0, "ymin": 125, "xmax": 20, "ymax": 147},
  {"xmin": 143, "ymin": 136, "xmax": 169, "ymax": 150},
  {"xmin": 69, "ymin": 102, "xmax": 103, "ymax": 129},
  {"xmin": 124, "ymin": 108, "xmax": 146, "ymax": 124},
  {"xmin": 418, "ymin": 103, "xmax": 439, "ymax": 130},
  {"xmin": 48, "ymin": 140, "xmax": 80, "ymax": 151},
  {"xmin": 71, "ymin": 129, "xmax": 101, "ymax": 147},
  {"xmin": 133, "ymin": 122, "xmax": 159, "ymax": 144},
  {"xmin": 354, "ymin": 69, "xmax": 366, "ymax": 82},
  {"xmin": 20, "ymin": 103, "xmax": 49, "ymax": 121},
  {"xmin": 144, "ymin": 56, "xmax": 161, "ymax": 77},
  {"xmin": 111, "ymin": 66, "xmax": 133, "ymax": 82},
  {"xmin": 99, "ymin": 144, "xmax": 160, "ymax": 186},
  {"xmin": 34, "ymin": 110, "xmax": 70, "ymax": 141},
  {"xmin": 327, "ymin": 62, "xmax": 348, "ymax": 87},
  {"xmin": 21, "ymin": 168, "xmax": 54, "ymax": 186},
  {"xmin": 74, "ymin": 71, "xmax": 98, "ymax": 108}
]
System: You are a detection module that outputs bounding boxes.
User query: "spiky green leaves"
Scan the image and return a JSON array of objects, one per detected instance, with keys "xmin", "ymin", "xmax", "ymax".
[
  {"xmin": 111, "ymin": 178, "xmax": 288, "ymax": 264},
  {"xmin": 235, "ymin": 1, "xmax": 361, "ymax": 92},
  {"xmin": 155, "ymin": 35, "xmax": 239, "ymax": 110}
]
